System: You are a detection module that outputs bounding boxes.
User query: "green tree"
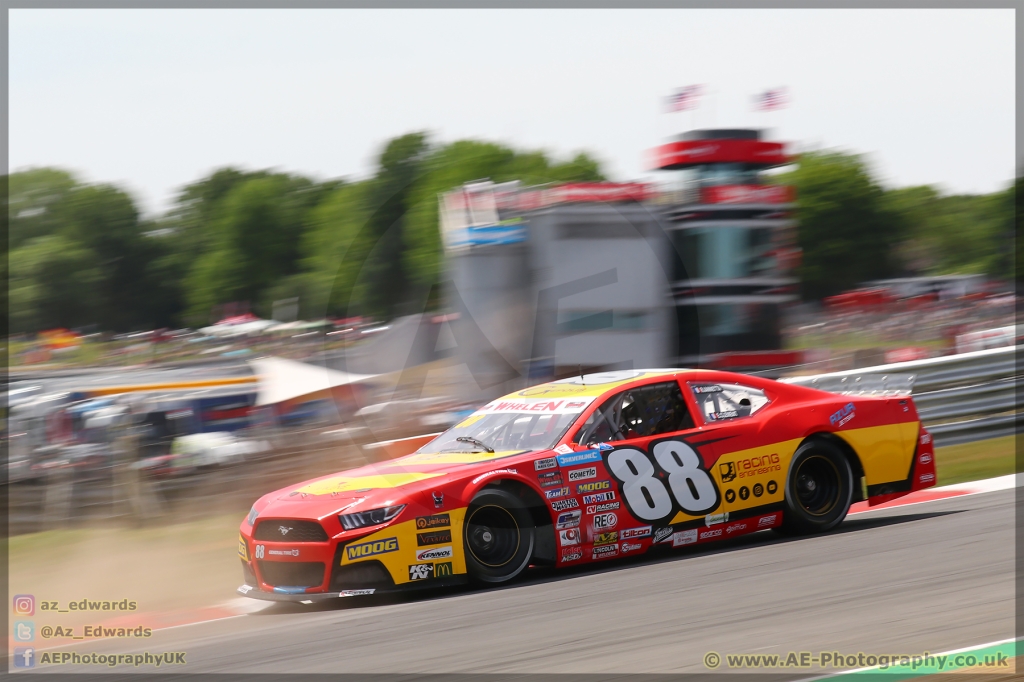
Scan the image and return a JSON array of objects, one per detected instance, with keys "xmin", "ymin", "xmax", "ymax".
[
  {"xmin": 786, "ymin": 151, "xmax": 904, "ymax": 299},
  {"xmin": 8, "ymin": 168, "xmax": 78, "ymax": 250},
  {"xmin": 10, "ymin": 235, "xmax": 101, "ymax": 333}
]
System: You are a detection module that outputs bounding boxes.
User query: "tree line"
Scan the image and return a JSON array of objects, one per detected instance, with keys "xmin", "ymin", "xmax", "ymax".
[{"xmin": 5, "ymin": 133, "xmax": 1019, "ymax": 334}]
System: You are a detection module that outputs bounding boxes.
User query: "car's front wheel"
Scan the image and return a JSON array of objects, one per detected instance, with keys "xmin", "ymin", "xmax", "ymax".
[
  {"xmin": 463, "ymin": 488, "xmax": 535, "ymax": 584},
  {"xmin": 779, "ymin": 439, "xmax": 854, "ymax": 535}
]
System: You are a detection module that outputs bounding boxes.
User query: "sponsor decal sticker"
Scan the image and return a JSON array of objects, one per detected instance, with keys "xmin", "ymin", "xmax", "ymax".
[
  {"xmin": 830, "ymin": 402, "xmax": 856, "ymax": 427},
  {"xmin": 556, "ymin": 510, "xmax": 581, "ymax": 529},
  {"xmin": 725, "ymin": 523, "xmax": 747, "ymax": 534},
  {"xmin": 471, "ymin": 468, "xmax": 518, "ymax": 484},
  {"xmin": 339, "ymin": 589, "xmax": 375, "ymax": 597},
  {"xmin": 753, "ymin": 483, "xmax": 764, "ymax": 497},
  {"xmin": 560, "ymin": 548, "xmax": 583, "ymax": 563},
  {"xmin": 587, "ymin": 501, "xmax": 620, "ymax": 514},
  {"xmin": 534, "ymin": 457, "xmax": 558, "ymax": 471},
  {"xmin": 596, "ymin": 442, "xmax": 614, "ymax": 451},
  {"xmin": 767, "ymin": 480, "xmax": 778, "ymax": 494},
  {"xmin": 415, "ymin": 545, "xmax": 453, "ymax": 561},
  {"xmin": 553, "ymin": 444, "xmax": 573, "ymax": 455},
  {"xmin": 268, "ymin": 549, "xmax": 300, "ymax": 556},
  {"xmin": 478, "ymin": 398, "xmax": 593, "ymax": 415},
  {"xmin": 567, "ymin": 466, "xmax": 597, "ymax": 482},
  {"xmin": 346, "ymin": 537, "xmax": 399, "ymax": 560},
  {"xmin": 620, "ymin": 526, "xmax": 652, "ymax": 539},
  {"xmin": 576, "ymin": 480, "xmax": 611, "ymax": 494},
  {"xmin": 415, "ymin": 514, "xmax": 450, "ymax": 530},
  {"xmin": 593, "ymin": 531, "xmax": 618, "ymax": 545},
  {"xmin": 416, "ymin": 530, "xmax": 452, "ymax": 546},
  {"xmin": 919, "ymin": 473, "xmax": 935, "ymax": 483},
  {"xmin": 408, "ymin": 564, "xmax": 434, "ymax": 581},
  {"xmin": 705, "ymin": 512, "xmax": 729, "ymax": 527},
  {"xmin": 551, "ymin": 498, "xmax": 580, "ymax": 512},
  {"xmin": 653, "ymin": 527, "xmax": 674, "ymax": 544},
  {"xmin": 720, "ymin": 462, "xmax": 736, "ymax": 483},
  {"xmin": 435, "ymin": 561, "xmax": 454, "ymax": 577},
  {"xmin": 920, "ymin": 433, "xmax": 932, "ymax": 445},
  {"xmin": 692, "ymin": 384, "xmax": 723, "ymax": 393},
  {"xmin": 559, "ymin": 528, "xmax": 581, "ymax": 546},
  {"xmin": 545, "ymin": 487, "xmax": 571, "ymax": 500},
  {"xmin": 237, "ymin": 535, "xmax": 249, "ymax": 561},
  {"xmin": 592, "ymin": 544, "xmax": 619, "ymax": 559},
  {"xmin": 672, "ymin": 529, "xmax": 698, "ymax": 546},
  {"xmin": 699, "ymin": 528, "xmax": 722, "ymax": 540},
  {"xmin": 757, "ymin": 514, "xmax": 778, "ymax": 528},
  {"xmin": 622, "ymin": 542, "xmax": 642, "ymax": 553},
  {"xmin": 593, "ymin": 513, "xmax": 617, "ymax": 530},
  {"xmin": 538, "ymin": 471, "xmax": 564, "ymax": 488},
  {"xmin": 919, "ymin": 454, "xmax": 932, "ymax": 464},
  {"xmin": 582, "ymin": 491, "xmax": 616, "ymax": 505},
  {"xmin": 557, "ymin": 450, "xmax": 602, "ymax": 467},
  {"xmin": 729, "ymin": 453, "xmax": 782, "ymax": 479}
]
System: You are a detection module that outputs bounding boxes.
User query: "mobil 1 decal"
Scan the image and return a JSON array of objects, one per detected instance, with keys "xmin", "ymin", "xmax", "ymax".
[{"xmin": 603, "ymin": 437, "xmax": 720, "ymax": 525}]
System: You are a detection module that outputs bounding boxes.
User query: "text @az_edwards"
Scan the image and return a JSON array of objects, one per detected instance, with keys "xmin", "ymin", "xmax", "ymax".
[{"xmin": 703, "ymin": 650, "xmax": 1011, "ymax": 671}]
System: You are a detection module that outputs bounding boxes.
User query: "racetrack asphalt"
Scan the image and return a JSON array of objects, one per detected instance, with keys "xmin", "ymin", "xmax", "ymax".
[{"xmin": 19, "ymin": 487, "xmax": 1015, "ymax": 677}]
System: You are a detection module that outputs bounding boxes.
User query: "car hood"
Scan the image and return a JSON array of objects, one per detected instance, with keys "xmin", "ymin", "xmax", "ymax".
[{"xmin": 253, "ymin": 447, "xmax": 540, "ymax": 521}]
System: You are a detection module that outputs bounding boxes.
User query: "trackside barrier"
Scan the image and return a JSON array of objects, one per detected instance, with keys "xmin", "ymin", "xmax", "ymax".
[{"xmin": 781, "ymin": 345, "xmax": 1019, "ymax": 446}]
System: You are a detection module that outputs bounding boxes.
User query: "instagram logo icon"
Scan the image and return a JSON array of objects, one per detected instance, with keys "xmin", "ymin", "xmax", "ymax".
[{"xmin": 13, "ymin": 594, "xmax": 35, "ymax": 616}]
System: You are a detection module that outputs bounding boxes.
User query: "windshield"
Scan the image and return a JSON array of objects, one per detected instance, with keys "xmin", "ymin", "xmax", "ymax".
[{"xmin": 417, "ymin": 397, "xmax": 593, "ymax": 454}]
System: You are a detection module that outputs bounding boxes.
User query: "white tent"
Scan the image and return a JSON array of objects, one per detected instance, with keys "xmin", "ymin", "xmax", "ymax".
[{"xmin": 248, "ymin": 356, "xmax": 377, "ymax": 406}]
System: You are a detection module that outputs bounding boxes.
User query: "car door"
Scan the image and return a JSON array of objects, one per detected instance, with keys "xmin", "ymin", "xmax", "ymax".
[
  {"xmin": 686, "ymin": 380, "xmax": 782, "ymax": 525},
  {"xmin": 570, "ymin": 380, "xmax": 723, "ymax": 543}
]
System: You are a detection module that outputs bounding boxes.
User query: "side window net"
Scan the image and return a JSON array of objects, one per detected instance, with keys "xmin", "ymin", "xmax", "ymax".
[{"xmin": 689, "ymin": 383, "xmax": 769, "ymax": 422}]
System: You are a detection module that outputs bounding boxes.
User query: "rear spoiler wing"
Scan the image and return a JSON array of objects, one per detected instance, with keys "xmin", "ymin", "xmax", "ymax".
[{"xmin": 779, "ymin": 373, "xmax": 915, "ymax": 397}]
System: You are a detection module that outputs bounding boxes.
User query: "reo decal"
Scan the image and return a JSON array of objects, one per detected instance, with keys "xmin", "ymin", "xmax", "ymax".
[
  {"xmin": 567, "ymin": 466, "xmax": 597, "ymax": 482},
  {"xmin": 593, "ymin": 513, "xmax": 617, "ymax": 530},
  {"xmin": 535, "ymin": 457, "xmax": 558, "ymax": 471},
  {"xmin": 346, "ymin": 537, "xmax": 399, "ymax": 560},
  {"xmin": 551, "ymin": 498, "xmax": 580, "ymax": 512},
  {"xmin": 415, "ymin": 546, "xmax": 453, "ymax": 561},
  {"xmin": 576, "ymin": 480, "xmax": 611, "ymax": 494},
  {"xmin": 556, "ymin": 510, "xmax": 582, "ymax": 529},
  {"xmin": 545, "ymin": 487, "xmax": 571, "ymax": 500},
  {"xmin": 416, "ymin": 530, "xmax": 452, "ymax": 546},
  {"xmin": 557, "ymin": 450, "xmax": 602, "ymax": 467},
  {"xmin": 415, "ymin": 514, "xmax": 450, "ymax": 530},
  {"xmin": 582, "ymin": 491, "xmax": 616, "ymax": 505}
]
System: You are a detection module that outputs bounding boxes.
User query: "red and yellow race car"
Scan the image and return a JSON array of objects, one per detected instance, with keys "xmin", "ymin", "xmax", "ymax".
[{"xmin": 237, "ymin": 369, "xmax": 935, "ymax": 601}]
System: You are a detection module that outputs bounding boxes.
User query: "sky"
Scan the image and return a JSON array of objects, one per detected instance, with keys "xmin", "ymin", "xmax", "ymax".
[{"xmin": 9, "ymin": 8, "xmax": 1017, "ymax": 216}]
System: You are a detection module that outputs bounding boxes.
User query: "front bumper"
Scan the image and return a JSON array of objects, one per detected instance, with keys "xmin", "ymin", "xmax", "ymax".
[{"xmin": 236, "ymin": 584, "xmax": 378, "ymax": 602}]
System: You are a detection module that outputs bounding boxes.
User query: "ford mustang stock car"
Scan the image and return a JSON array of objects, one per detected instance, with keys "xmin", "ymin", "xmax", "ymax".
[{"xmin": 237, "ymin": 369, "xmax": 935, "ymax": 601}]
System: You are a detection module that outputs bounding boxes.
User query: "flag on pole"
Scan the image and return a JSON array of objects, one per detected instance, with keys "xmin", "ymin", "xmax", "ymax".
[
  {"xmin": 755, "ymin": 88, "xmax": 788, "ymax": 111},
  {"xmin": 666, "ymin": 85, "xmax": 702, "ymax": 112}
]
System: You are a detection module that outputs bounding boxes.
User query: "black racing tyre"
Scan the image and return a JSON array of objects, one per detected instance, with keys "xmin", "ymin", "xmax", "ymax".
[
  {"xmin": 463, "ymin": 488, "xmax": 535, "ymax": 584},
  {"xmin": 778, "ymin": 439, "xmax": 854, "ymax": 535}
]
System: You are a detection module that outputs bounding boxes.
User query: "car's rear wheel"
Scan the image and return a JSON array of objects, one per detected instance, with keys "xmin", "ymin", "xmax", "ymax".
[
  {"xmin": 463, "ymin": 488, "xmax": 535, "ymax": 584},
  {"xmin": 778, "ymin": 439, "xmax": 853, "ymax": 535}
]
